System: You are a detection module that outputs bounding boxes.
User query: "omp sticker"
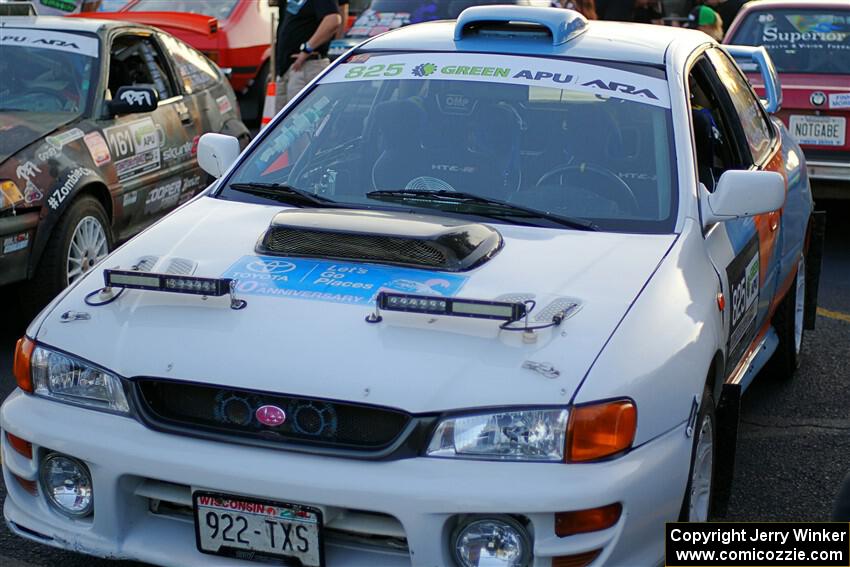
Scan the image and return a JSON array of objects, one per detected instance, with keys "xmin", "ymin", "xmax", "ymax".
[
  {"xmin": 47, "ymin": 167, "xmax": 94, "ymax": 210},
  {"xmin": 322, "ymin": 53, "xmax": 671, "ymax": 108},
  {"xmin": 2, "ymin": 233, "xmax": 29, "ymax": 254},
  {"xmin": 123, "ymin": 191, "xmax": 138, "ymax": 207},
  {"xmin": 830, "ymin": 93, "xmax": 850, "ymax": 109},
  {"xmin": 727, "ymin": 236, "xmax": 760, "ymax": 365},
  {"xmin": 104, "ymin": 118, "xmax": 161, "ymax": 182},
  {"xmin": 223, "ymin": 255, "xmax": 468, "ymax": 305},
  {"xmin": 216, "ymin": 95, "xmax": 233, "ymax": 115},
  {"xmin": 0, "ymin": 29, "xmax": 98, "ymax": 58},
  {"xmin": 84, "ymin": 131, "xmax": 111, "ymax": 166}
]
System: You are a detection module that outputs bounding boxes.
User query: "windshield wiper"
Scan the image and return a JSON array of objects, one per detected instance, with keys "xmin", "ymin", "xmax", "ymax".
[
  {"xmin": 366, "ymin": 189, "xmax": 597, "ymax": 231},
  {"xmin": 229, "ymin": 182, "xmax": 337, "ymax": 208}
]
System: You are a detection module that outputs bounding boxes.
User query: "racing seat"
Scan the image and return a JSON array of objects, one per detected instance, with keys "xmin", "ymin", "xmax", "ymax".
[
  {"xmin": 371, "ymin": 99, "xmax": 427, "ymax": 190},
  {"xmin": 372, "ymin": 100, "xmax": 522, "ymax": 197}
]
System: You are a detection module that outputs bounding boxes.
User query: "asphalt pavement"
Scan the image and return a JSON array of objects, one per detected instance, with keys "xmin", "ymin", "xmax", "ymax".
[{"xmin": 0, "ymin": 198, "xmax": 848, "ymax": 566}]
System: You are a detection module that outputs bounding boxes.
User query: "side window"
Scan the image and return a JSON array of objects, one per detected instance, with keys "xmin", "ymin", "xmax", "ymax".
[
  {"xmin": 108, "ymin": 34, "xmax": 175, "ymax": 102},
  {"xmin": 687, "ymin": 57, "xmax": 742, "ymax": 191},
  {"xmin": 158, "ymin": 33, "xmax": 219, "ymax": 94},
  {"xmin": 705, "ymin": 48, "xmax": 775, "ymax": 164}
]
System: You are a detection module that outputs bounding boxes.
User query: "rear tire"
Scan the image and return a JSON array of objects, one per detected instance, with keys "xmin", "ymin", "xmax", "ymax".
[
  {"xmin": 25, "ymin": 195, "xmax": 112, "ymax": 310},
  {"xmin": 767, "ymin": 256, "xmax": 805, "ymax": 380},
  {"xmin": 680, "ymin": 387, "xmax": 716, "ymax": 522}
]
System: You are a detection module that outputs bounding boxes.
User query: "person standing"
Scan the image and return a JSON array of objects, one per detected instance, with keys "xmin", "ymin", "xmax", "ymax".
[
  {"xmin": 685, "ymin": 4, "xmax": 724, "ymax": 40},
  {"xmin": 275, "ymin": 0, "xmax": 344, "ymax": 111},
  {"xmin": 699, "ymin": 0, "xmax": 745, "ymax": 33}
]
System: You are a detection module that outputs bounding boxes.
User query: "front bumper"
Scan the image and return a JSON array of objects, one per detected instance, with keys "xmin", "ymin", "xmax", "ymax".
[
  {"xmin": 2, "ymin": 391, "xmax": 690, "ymax": 566},
  {"xmin": 0, "ymin": 211, "xmax": 39, "ymax": 286}
]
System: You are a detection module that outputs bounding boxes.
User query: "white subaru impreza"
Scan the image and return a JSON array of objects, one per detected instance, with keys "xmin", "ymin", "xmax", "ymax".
[{"xmin": 3, "ymin": 7, "xmax": 821, "ymax": 567}]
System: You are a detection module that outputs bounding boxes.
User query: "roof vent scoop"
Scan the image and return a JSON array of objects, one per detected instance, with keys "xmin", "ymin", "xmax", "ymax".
[{"xmin": 257, "ymin": 209, "xmax": 503, "ymax": 272}]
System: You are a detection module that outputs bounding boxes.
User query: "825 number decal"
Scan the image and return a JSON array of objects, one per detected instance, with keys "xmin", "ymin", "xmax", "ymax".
[{"xmin": 344, "ymin": 63, "xmax": 404, "ymax": 79}]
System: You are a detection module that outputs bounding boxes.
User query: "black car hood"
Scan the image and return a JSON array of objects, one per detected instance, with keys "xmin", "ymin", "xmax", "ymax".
[{"xmin": 0, "ymin": 112, "xmax": 77, "ymax": 163}]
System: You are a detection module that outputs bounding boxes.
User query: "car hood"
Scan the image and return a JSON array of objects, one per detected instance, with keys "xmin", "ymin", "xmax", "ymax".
[
  {"xmin": 0, "ymin": 112, "xmax": 76, "ymax": 163},
  {"xmin": 39, "ymin": 197, "xmax": 677, "ymax": 413}
]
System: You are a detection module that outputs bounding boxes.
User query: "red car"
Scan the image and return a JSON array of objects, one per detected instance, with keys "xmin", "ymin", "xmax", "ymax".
[
  {"xmin": 75, "ymin": 0, "xmax": 274, "ymax": 124},
  {"xmin": 725, "ymin": 0, "xmax": 850, "ymax": 198}
]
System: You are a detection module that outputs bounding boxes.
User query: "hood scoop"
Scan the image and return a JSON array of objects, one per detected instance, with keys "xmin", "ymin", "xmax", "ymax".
[{"xmin": 257, "ymin": 209, "xmax": 502, "ymax": 272}]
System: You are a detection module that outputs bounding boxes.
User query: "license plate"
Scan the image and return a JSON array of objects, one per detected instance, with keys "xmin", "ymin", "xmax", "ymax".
[
  {"xmin": 194, "ymin": 492, "xmax": 324, "ymax": 566},
  {"xmin": 789, "ymin": 115, "xmax": 846, "ymax": 146}
]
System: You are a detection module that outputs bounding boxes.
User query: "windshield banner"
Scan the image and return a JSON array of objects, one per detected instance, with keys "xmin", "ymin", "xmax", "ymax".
[
  {"xmin": 0, "ymin": 28, "xmax": 98, "ymax": 58},
  {"xmin": 321, "ymin": 52, "xmax": 670, "ymax": 108}
]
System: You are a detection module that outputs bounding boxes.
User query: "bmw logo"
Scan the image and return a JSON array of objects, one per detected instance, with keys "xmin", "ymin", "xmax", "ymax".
[{"xmin": 810, "ymin": 92, "xmax": 826, "ymax": 107}]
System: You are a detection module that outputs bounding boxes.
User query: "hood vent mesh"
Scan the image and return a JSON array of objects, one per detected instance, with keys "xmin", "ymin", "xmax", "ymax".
[
  {"xmin": 266, "ymin": 228, "xmax": 449, "ymax": 267},
  {"xmin": 257, "ymin": 209, "xmax": 502, "ymax": 272}
]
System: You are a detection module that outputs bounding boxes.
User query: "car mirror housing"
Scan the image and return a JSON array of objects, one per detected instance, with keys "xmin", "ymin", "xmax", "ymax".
[
  {"xmin": 197, "ymin": 133, "xmax": 241, "ymax": 179},
  {"xmin": 109, "ymin": 86, "xmax": 159, "ymax": 116},
  {"xmin": 701, "ymin": 170, "xmax": 785, "ymax": 228}
]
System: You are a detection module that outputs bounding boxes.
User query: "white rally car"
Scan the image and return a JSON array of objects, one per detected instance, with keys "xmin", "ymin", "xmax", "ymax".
[{"xmin": 3, "ymin": 7, "xmax": 824, "ymax": 567}]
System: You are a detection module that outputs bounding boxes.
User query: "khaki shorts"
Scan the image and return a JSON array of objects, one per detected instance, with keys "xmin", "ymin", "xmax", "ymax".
[{"xmin": 275, "ymin": 58, "xmax": 330, "ymax": 112}]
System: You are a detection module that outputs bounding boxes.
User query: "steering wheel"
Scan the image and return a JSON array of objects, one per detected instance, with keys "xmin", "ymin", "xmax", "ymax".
[{"xmin": 535, "ymin": 163, "xmax": 640, "ymax": 215}]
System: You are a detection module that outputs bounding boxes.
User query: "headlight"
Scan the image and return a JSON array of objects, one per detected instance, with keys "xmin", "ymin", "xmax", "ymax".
[
  {"xmin": 426, "ymin": 408, "xmax": 568, "ymax": 462},
  {"xmin": 31, "ymin": 346, "xmax": 129, "ymax": 414}
]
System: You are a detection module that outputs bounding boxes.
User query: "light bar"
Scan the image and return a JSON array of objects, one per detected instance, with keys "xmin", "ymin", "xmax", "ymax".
[
  {"xmin": 104, "ymin": 269, "xmax": 232, "ymax": 297},
  {"xmin": 376, "ymin": 292, "xmax": 526, "ymax": 322}
]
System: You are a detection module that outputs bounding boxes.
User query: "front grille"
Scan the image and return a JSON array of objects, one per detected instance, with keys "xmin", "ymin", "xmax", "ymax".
[
  {"xmin": 135, "ymin": 380, "xmax": 412, "ymax": 453},
  {"xmin": 264, "ymin": 227, "xmax": 449, "ymax": 269}
]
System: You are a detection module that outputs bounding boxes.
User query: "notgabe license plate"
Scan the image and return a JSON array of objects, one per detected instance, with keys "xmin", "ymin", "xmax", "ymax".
[
  {"xmin": 194, "ymin": 492, "xmax": 324, "ymax": 566},
  {"xmin": 789, "ymin": 115, "xmax": 846, "ymax": 146}
]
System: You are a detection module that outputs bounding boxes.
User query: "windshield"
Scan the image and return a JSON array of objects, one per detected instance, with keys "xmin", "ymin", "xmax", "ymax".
[
  {"xmin": 222, "ymin": 52, "xmax": 677, "ymax": 234},
  {"xmin": 348, "ymin": 0, "xmax": 553, "ymax": 37},
  {"xmin": 0, "ymin": 30, "xmax": 98, "ymax": 114},
  {"xmin": 728, "ymin": 9, "xmax": 850, "ymax": 75},
  {"xmin": 129, "ymin": 0, "xmax": 239, "ymax": 19}
]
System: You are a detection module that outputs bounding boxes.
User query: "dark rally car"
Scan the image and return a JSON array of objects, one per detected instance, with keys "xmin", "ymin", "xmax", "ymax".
[{"xmin": 0, "ymin": 17, "xmax": 249, "ymax": 303}]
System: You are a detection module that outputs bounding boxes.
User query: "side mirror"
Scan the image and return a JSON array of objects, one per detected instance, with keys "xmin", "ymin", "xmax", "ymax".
[
  {"xmin": 109, "ymin": 86, "xmax": 159, "ymax": 116},
  {"xmin": 701, "ymin": 170, "xmax": 785, "ymax": 228},
  {"xmin": 197, "ymin": 133, "xmax": 241, "ymax": 179}
]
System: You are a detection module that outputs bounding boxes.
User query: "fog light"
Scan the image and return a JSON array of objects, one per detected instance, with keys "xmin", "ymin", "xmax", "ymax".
[
  {"xmin": 452, "ymin": 516, "xmax": 532, "ymax": 567},
  {"xmin": 39, "ymin": 454, "xmax": 93, "ymax": 517}
]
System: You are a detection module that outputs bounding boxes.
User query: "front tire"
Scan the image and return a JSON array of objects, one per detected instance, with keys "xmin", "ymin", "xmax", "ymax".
[
  {"xmin": 27, "ymin": 195, "xmax": 112, "ymax": 308},
  {"xmin": 767, "ymin": 255, "xmax": 806, "ymax": 380},
  {"xmin": 680, "ymin": 387, "xmax": 716, "ymax": 522}
]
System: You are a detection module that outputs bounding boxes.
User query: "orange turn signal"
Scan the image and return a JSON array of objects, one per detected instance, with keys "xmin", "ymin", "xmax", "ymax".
[
  {"xmin": 555, "ymin": 503, "xmax": 622, "ymax": 537},
  {"xmin": 12, "ymin": 474, "xmax": 37, "ymax": 495},
  {"xmin": 567, "ymin": 400, "xmax": 636, "ymax": 462},
  {"xmin": 5, "ymin": 432, "xmax": 32, "ymax": 460},
  {"xmin": 12, "ymin": 337, "xmax": 35, "ymax": 393}
]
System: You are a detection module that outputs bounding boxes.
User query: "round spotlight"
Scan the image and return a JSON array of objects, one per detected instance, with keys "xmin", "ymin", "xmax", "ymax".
[
  {"xmin": 39, "ymin": 454, "xmax": 93, "ymax": 517},
  {"xmin": 452, "ymin": 515, "xmax": 532, "ymax": 567}
]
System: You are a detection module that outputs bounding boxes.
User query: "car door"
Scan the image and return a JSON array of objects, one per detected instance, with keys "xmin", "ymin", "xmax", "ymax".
[
  {"xmin": 690, "ymin": 49, "xmax": 785, "ymax": 380},
  {"xmin": 100, "ymin": 30, "xmax": 196, "ymax": 240}
]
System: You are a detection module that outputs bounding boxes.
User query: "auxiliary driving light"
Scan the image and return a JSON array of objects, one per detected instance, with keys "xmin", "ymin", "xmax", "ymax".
[
  {"xmin": 452, "ymin": 516, "xmax": 532, "ymax": 567},
  {"xmin": 376, "ymin": 292, "xmax": 527, "ymax": 321},
  {"xmin": 95, "ymin": 269, "xmax": 246, "ymax": 309},
  {"xmin": 104, "ymin": 269, "xmax": 231, "ymax": 296},
  {"xmin": 39, "ymin": 453, "xmax": 93, "ymax": 517}
]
